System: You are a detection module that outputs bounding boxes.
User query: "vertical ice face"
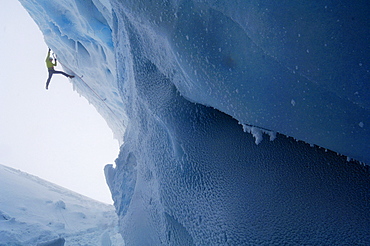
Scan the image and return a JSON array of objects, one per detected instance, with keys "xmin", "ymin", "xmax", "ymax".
[
  {"xmin": 107, "ymin": 1, "xmax": 370, "ymax": 243},
  {"xmin": 108, "ymin": 34, "xmax": 370, "ymax": 243},
  {"xmin": 19, "ymin": 0, "xmax": 370, "ymax": 244},
  {"xmin": 18, "ymin": 0, "xmax": 127, "ymax": 141},
  {"xmin": 107, "ymin": 0, "xmax": 370, "ymax": 164}
]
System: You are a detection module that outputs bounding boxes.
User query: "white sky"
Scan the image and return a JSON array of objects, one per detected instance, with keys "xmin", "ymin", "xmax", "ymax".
[{"xmin": 0, "ymin": 0, "xmax": 119, "ymax": 204}]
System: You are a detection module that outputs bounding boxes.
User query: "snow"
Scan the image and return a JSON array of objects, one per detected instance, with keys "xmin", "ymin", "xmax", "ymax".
[
  {"xmin": 0, "ymin": 164, "xmax": 124, "ymax": 245},
  {"xmin": 15, "ymin": 0, "xmax": 370, "ymax": 245}
]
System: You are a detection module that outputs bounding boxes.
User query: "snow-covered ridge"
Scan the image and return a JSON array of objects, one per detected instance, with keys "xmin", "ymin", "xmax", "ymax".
[{"xmin": 0, "ymin": 164, "xmax": 124, "ymax": 245}]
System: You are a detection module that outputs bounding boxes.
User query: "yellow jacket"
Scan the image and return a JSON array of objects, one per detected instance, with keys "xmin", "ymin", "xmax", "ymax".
[{"xmin": 46, "ymin": 50, "xmax": 57, "ymax": 70}]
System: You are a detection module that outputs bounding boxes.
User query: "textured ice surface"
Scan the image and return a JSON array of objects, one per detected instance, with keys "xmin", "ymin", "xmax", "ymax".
[
  {"xmin": 117, "ymin": 0, "xmax": 370, "ymax": 163},
  {"xmin": 19, "ymin": 0, "xmax": 370, "ymax": 244}
]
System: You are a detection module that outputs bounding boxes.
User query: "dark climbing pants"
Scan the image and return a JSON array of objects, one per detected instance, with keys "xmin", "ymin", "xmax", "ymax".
[{"xmin": 46, "ymin": 69, "xmax": 70, "ymax": 89}]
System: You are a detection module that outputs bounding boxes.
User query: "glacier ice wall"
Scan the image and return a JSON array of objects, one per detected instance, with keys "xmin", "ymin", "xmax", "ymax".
[
  {"xmin": 19, "ymin": 0, "xmax": 370, "ymax": 244},
  {"xmin": 108, "ymin": 0, "xmax": 370, "ymax": 163},
  {"xmin": 106, "ymin": 0, "xmax": 370, "ymax": 244},
  {"xmin": 19, "ymin": 0, "xmax": 127, "ymax": 140}
]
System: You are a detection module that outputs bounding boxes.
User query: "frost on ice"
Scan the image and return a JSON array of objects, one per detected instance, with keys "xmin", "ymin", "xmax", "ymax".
[
  {"xmin": 18, "ymin": 0, "xmax": 370, "ymax": 245},
  {"xmin": 241, "ymin": 123, "xmax": 276, "ymax": 145}
]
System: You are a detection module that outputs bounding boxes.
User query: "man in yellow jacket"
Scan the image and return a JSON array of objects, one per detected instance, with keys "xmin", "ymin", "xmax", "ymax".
[{"xmin": 45, "ymin": 48, "xmax": 74, "ymax": 90}]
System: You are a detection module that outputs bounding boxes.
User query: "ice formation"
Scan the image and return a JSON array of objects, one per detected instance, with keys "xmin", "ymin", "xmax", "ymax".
[{"xmin": 19, "ymin": 0, "xmax": 370, "ymax": 244}]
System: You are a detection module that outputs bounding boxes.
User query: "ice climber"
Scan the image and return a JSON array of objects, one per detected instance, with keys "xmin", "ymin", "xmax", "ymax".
[{"xmin": 45, "ymin": 48, "xmax": 74, "ymax": 90}]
